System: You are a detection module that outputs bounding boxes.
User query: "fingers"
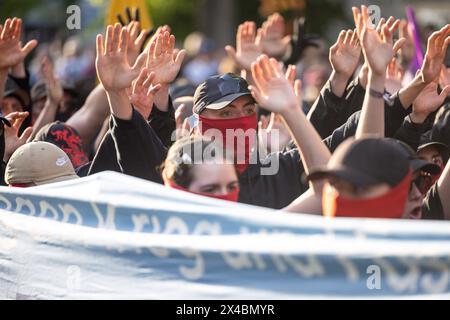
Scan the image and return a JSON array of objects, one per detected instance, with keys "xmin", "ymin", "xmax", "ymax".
[
  {"xmin": 105, "ymin": 25, "xmax": 114, "ymax": 54},
  {"xmin": 393, "ymin": 37, "xmax": 406, "ymax": 53},
  {"xmin": 175, "ymin": 104, "xmax": 186, "ymax": 129},
  {"xmin": 96, "ymin": 34, "xmax": 104, "ymax": 57},
  {"xmin": 352, "ymin": 7, "xmax": 361, "ymax": 37},
  {"xmin": 147, "ymin": 83, "xmax": 161, "ymax": 96},
  {"xmin": 119, "ymin": 26, "xmax": 128, "ymax": 54},
  {"xmin": 133, "ymin": 67, "xmax": 149, "ymax": 92},
  {"xmin": 285, "ymin": 64, "xmax": 296, "ymax": 85},
  {"xmin": 248, "ymin": 84, "xmax": 264, "ymax": 105},
  {"xmin": 132, "ymin": 51, "xmax": 147, "ymax": 71},
  {"xmin": 336, "ymin": 30, "xmax": 346, "ymax": 45},
  {"xmin": 294, "ymin": 79, "xmax": 302, "ymax": 99}
]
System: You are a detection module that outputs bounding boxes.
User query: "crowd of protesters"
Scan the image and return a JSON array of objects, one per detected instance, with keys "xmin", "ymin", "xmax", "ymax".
[{"xmin": 0, "ymin": 5, "xmax": 449, "ymax": 220}]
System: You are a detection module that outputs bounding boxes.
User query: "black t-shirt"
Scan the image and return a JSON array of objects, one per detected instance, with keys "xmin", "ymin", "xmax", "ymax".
[{"xmin": 422, "ymin": 184, "xmax": 444, "ymax": 220}]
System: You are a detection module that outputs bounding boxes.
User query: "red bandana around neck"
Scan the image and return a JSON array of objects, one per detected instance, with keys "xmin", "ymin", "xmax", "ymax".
[
  {"xmin": 322, "ymin": 170, "xmax": 413, "ymax": 219},
  {"xmin": 198, "ymin": 113, "xmax": 257, "ymax": 175}
]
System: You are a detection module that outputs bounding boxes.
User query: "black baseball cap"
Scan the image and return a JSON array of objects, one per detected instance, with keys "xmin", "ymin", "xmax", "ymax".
[
  {"xmin": 193, "ymin": 73, "xmax": 253, "ymax": 114},
  {"xmin": 417, "ymin": 132, "xmax": 450, "ymax": 163},
  {"xmin": 389, "ymin": 139, "xmax": 442, "ymax": 175},
  {"xmin": 307, "ymin": 138, "xmax": 411, "ymax": 188}
]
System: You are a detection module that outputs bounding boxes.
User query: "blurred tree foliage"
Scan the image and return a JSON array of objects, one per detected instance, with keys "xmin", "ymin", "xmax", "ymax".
[
  {"xmin": 0, "ymin": 0, "xmax": 77, "ymax": 20},
  {"xmin": 145, "ymin": 0, "xmax": 200, "ymax": 40}
]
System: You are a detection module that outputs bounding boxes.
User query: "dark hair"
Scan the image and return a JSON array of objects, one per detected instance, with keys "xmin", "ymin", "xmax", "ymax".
[{"xmin": 160, "ymin": 136, "xmax": 231, "ymax": 188}]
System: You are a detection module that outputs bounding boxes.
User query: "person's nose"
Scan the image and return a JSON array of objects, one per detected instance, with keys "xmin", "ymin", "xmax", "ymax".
[
  {"xmin": 410, "ymin": 183, "xmax": 422, "ymax": 200},
  {"xmin": 218, "ymin": 185, "xmax": 229, "ymax": 195}
]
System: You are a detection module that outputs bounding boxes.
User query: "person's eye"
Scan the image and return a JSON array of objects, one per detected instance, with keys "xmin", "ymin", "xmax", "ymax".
[
  {"xmin": 220, "ymin": 111, "xmax": 233, "ymax": 118},
  {"xmin": 227, "ymin": 182, "xmax": 239, "ymax": 192}
]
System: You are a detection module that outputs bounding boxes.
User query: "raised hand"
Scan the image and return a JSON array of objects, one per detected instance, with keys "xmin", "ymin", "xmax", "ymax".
[
  {"xmin": 329, "ymin": 29, "xmax": 361, "ymax": 78},
  {"xmin": 3, "ymin": 111, "xmax": 32, "ymax": 162},
  {"xmin": 125, "ymin": 21, "xmax": 149, "ymax": 66},
  {"xmin": 258, "ymin": 13, "xmax": 291, "ymax": 59},
  {"xmin": 128, "ymin": 68, "xmax": 161, "ymax": 120},
  {"xmin": 249, "ymin": 55, "xmax": 299, "ymax": 114},
  {"xmin": 225, "ymin": 21, "xmax": 262, "ymax": 71},
  {"xmin": 353, "ymin": 6, "xmax": 405, "ymax": 76},
  {"xmin": 420, "ymin": 24, "xmax": 450, "ymax": 84},
  {"xmin": 385, "ymin": 57, "xmax": 403, "ymax": 94},
  {"xmin": 41, "ymin": 56, "xmax": 63, "ymax": 105},
  {"xmin": 0, "ymin": 18, "xmax": 38, "ymax": 69},
  {"xmin": 146, "ymin": 31, "xmax": 186, "ymax": 85},
  {"xmin": 96, "ymin": 23, "xmax": 146, "ymax": 92},
  {"xmin": 411, "ymin": 82, "xmax": 450, "ymax": 123}
]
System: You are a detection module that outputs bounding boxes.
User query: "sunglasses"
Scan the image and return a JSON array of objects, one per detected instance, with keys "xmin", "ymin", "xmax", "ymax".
[{"xmin": 410, "ymin": 171, "xmax": 433, "ymax": 194}]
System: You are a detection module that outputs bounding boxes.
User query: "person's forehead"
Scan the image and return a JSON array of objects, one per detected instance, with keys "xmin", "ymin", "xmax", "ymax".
[
  {"xmin": 419, "ymin": 145, "xmax": 441, "ymax": 156},
  {"xmin": 224, "ymin": 96, "xmax": 255, "ymax": 108}
]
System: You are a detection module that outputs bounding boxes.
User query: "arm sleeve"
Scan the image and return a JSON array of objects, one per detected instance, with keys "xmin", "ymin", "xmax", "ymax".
[
  {"xmin": 307, "ymin": 79, "xmax": 350, "ymax": 139},
  {"xmin": 393, "ymin": 115, "xmax": 425, "ymax": 151},
  {"xmin": 111, "ymin": 107, "xmax": 167, "ymax": 183},
  {"xmin": 147, "ymin": 97, "xmax": 176, "ymax": 149}
]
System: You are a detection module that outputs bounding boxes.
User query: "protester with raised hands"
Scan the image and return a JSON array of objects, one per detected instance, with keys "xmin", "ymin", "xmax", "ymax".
[
  {"xmin": 249, "ymin": 54, "xmax": 330, "ymax": 194},
  {"xmin": 353, "ymin": 5, "xmax": 406, "ymax": 139},
  {"xmin": 225, "ymin": 21, "xmax": 262, "ymax": 73},
  {"xmin": 89, "ymin": 24, "xmax": 181, "ymax": 181},
  {"xmin": 258, "ymin": 13, "xmax": 291, "ymax": 60}
]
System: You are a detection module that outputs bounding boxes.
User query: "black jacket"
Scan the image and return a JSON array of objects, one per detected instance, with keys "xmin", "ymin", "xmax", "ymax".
[
  {"xmin": 308, "ymin": 76, "xmax": 410, "ymax": 139},
  {"xmin": 88, "ymin": 105, "xmax": 175, "ymax": 177},
  {"xmin": 90, "ymin": 106, "xmax": 308, "ymax": 209}
]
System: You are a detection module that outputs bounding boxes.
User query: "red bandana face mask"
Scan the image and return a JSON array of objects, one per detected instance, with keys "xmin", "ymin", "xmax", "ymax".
[
  {"xmin": 166, "ymin": 180, "xmax": 240, "ymax": 202},
  {"xmin": 198, "ymin": 113, "xmax": 257, "ymax": 175},
  {"xmin": 322, "ymin": 170, "xmax": 413, "ymax": 219}
]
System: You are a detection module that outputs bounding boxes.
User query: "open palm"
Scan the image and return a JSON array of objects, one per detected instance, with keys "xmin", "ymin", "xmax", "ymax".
[
  {"xmin": 250, "ymin": 55, "xmax": 298, "ymax": 113},
  {"xmin": 421, "ymin": 25, "xmax": 450, "ymax": 83},
  {"xmin": 329, "ymin": 30, "xmax": 360, "ymax": 76},
  {"xmin": 96, "ymin": 24, "xmax": 145, "ymax": 92},
  {"xmin": 0, "ymin": 18, "xmax": 37, "ymax": 69},
  {"xmin": 146, "ymin": 31, "xmax": 185, "ymax": 85}
]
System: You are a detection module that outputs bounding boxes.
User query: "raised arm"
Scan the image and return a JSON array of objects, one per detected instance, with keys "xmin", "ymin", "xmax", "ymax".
[
  {"xmin": 397, "ymin": 24, "xmax": 450, "ymax": 109},
  {"xmin": 28, "ymin": 57, "xmax": 64, "ymax": 141},
  {"xmin": 226, "ymin": 21, "xmax": 262, "ymax": 86},
  {"xmin": 145, "ymin": 30, "xmax": 186, "ymax": 113},
  {"xmin": 66, "ymin": 21, "xmax": 150, "ymax": 148},
  {"xmin": 0, "ymin": 18, "xmax": 37, "ymax": 100},
  {"xmin": 249, "ymin": 55, "xmax": 331, "ymax": 194},
  {"xmin": 353, "ymin": 6, "xmax": 405, "ymax": 139}
]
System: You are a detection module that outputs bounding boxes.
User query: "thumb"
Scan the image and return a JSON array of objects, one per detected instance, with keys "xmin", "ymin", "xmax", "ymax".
[
  {"xmin": 21, "ymin": 39, "xmax": 38, "ymax": 56},
  {"xmin": 393, "ymin": 37, "xmax": 406, "ymax": 53},
  {"xmin": 131, "ymin": 51, "xmax": 146, "ymax": 71},
  {"xmin": 282, "ymin": 35, "xmax": 291, "ymax": 47},
  {"xmin": 225, "ymin": 45, "xmax": 237, "ymax": 60},
  {"xmin": 18, "ymin": 127, "xmax": 33, "ymax": 144},
  {"xmin": 175, "ymin": 104, "xmax": 185, "ymax": 128},
  {"xmin": 439, "ymin": 85, "xmax": 450, "ymax": 101},
  {"xmin": 174, "ymin": 49, "xmax": 187, "ymax": 66}
]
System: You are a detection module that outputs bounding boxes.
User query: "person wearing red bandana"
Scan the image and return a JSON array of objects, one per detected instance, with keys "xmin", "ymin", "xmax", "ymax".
[{"xmin": 160, "ymin": 136, "xmax": 239, "ymax": 202}]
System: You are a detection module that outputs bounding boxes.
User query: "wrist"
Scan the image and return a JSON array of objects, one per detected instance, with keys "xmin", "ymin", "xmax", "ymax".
[
  {"xmin": 279, "ymin": 102, "xmax": 302, "ymax": 118},
  {"xmin": 106, "ymin": 89, "xmax": 132, "ymax": 120},
  {"xmin": 367, "ymin": 70, "xmax": 385, "ymax": 92},
  {"xmin": 154, "ymin": 84, "xmax": 169, "ymax": 112},
  {"xmin": 410, "ymin": 111, "xmax": 427, "ymax": 124},
  {"xmin": 330, "ymin": 71, "xmax": 350, "ymax": 97}
]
